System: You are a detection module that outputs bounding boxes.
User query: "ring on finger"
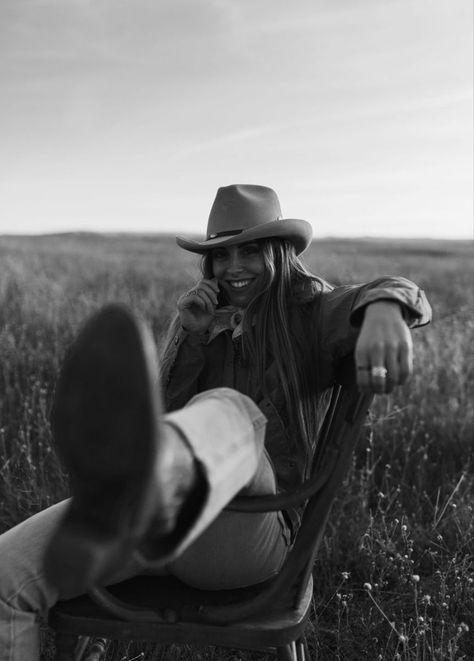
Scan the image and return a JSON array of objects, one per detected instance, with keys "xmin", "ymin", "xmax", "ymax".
[{"xmin": 371, "ymin": 366, "xmax": 388, "ymax": 379}]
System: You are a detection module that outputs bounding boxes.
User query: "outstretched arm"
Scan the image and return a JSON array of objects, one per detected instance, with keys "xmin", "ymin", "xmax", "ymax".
[{"xmin": 318, "ymin": 275, "xmax": 431, "ymax": 394}]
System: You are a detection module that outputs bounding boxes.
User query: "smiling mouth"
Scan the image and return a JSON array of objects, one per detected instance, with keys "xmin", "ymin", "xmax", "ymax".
[{"xmin": 228, "ymin": 279, "xmax": 253, "ymax": 289}]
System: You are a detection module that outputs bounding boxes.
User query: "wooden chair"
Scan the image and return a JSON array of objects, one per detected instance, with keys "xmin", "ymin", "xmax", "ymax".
[{"xmin": 49, "ymin": 371, "xmax": 373, "ymax": 661}]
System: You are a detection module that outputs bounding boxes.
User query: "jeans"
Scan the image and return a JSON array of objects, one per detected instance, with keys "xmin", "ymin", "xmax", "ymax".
[{"xmin": 0, "ymin": 388, "xmax": 290, "ymax": 661}]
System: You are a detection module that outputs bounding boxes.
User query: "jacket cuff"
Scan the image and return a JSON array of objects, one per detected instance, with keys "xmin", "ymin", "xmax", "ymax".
[{"xmin": 350, "ymin": 289, "xmax": 427, "ymax": 328}]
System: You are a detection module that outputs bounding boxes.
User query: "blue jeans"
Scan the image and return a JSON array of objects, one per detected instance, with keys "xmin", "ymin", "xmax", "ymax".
[{"xmin": 0, "ymin": 388, "xmax": 290, "ymax": 660}]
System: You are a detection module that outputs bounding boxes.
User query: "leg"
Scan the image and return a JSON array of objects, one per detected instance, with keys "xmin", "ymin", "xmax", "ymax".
[
  {"xmin": 0, "ymin": 502, "xmax": 69, "ymax": 661},
  {"xmin": 44, "ymin": 305, "xmax": 267, "ymax": 588},
  {"xmin": 0, "ymin": 500, "xmax": 149, "ymax": 661},
  {"xmin": 0, "ymin": 451, "xmax": 280, "ymax": 660},
  {"xmin": 140, "ymin": 387, "xmax": 267, "ymax": 565},
  {"xmin": 169, "ymin": 450, "xmax": 290, "ymax": 589},
  {"xmin": 1, "ymin": 307, "xmax": 269, "ymax": 659}
]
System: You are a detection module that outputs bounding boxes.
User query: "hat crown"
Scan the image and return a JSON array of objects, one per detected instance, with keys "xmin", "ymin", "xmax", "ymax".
[{"xmin": 207, "ymin": 185, "xmax": 282, "ymax": 239}]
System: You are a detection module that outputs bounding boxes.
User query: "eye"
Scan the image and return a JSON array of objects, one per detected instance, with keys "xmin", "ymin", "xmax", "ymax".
[
  {"xmin": 240, "ymin": 242, "xmax": 261, "ymax": 256},
  {"xmin": 211, "ymin": 248, "xmax": 228, "ymax": 261}
]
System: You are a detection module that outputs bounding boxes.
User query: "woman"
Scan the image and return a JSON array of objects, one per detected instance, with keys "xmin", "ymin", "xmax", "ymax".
[{"xmin": 0, "ymin": 184, "xmax": 431, "ymax": 660}]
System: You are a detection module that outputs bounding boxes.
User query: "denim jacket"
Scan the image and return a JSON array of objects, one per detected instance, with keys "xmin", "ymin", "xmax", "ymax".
[{"xmin": 160, "ymin": 276, "xmax": 431, "ymax": 531}]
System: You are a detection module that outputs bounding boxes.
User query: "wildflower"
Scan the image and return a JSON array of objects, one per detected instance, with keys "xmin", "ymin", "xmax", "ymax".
[
  {"xmin": 412, "ymin": 574, "xmax": 420, "ymax": 583},
  {"xmin": 341, "ymin": 571, "xmax": 350, "ymax": 580},
  {"xmin": 401, "ymin": 525, "xmax": 407, "ymax": 532},
  {"xmin": 399, "ymin": 634, "xmax": 407, "ymax": 644},
  {"xmin": 422, "ymin": 594, "xmax": 432, "ymax": 603},
  {"xmin": 363, "ymin": 582, "xmax": 372, "ymax": 591},
  {"xmin": 458, "ymin": 622, "xmax": 469, "ymax": 633}
]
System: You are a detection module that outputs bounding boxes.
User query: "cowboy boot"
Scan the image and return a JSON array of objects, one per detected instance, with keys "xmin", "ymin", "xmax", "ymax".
[{"xmin": 43, "ymin": 304, "xmax": 198, "ymax": 594}]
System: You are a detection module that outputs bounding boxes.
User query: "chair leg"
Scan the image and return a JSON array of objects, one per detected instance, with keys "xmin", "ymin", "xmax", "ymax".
[
  {"xmin": 55, "ymin": 633, "xmax": 89, "ymax": 661},
  {"xmin": 277, "ymin": 642, "xmax": 297, "ymax": 661},
  {"xmin": 296, "ymin": 637, "xmax": 307, "ymax": 661},
  {"xmin": 83, "ymin": 637, "xmax": 109, "ymax": 661}
]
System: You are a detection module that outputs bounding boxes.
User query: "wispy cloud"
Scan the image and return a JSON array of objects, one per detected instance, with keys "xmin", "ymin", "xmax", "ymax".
[{"xmin": 170, "ymin": 121, "xmax": 296, "ymax": 162}]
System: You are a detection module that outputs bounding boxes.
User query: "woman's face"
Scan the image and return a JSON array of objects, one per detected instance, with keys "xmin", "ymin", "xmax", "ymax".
[{"xmin": 211, "ymin": 241, "xmax": 267, "ymax": 308}]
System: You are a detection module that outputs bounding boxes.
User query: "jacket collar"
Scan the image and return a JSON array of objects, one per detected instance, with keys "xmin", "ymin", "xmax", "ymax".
[{"xmin": 207, "ymin": 306, "xmax": 245, "ymax": 343}]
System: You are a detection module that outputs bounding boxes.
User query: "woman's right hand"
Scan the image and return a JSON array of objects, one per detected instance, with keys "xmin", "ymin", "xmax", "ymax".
[{"xmin": 177, "ymin": 278, "xmax": 220, "ymax": 334}]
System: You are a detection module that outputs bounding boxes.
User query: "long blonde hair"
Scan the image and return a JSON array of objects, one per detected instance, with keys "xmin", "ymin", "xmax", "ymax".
[{"xmin": 202, "ymin": 238, "xmax": 325, "ymax": 455}]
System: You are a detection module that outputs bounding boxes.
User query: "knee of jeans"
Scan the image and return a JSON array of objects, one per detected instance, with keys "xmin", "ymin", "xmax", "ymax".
[
  {"xmin": 0, "ymin": 568, "xmax": 57, "ymax": 616},
  {"xmin": 242, "ymin": 450, "xmax": 277, "ymax": 496},
  {"xmin": 186, "ymin": 387, "xmax": 258, "ymax": 415},
  {"xmin": 187, "ymin": 388, "xmax": 266, "ymax": 433},
  {"xmin": 0, "ymin": 537, "xmax": 58, "ymax": 614}
]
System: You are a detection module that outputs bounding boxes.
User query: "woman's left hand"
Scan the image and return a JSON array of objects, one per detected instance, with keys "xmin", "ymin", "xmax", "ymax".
[{"xmin": 355, "ymin": 301, "xmax": 413, "ymax": 394}]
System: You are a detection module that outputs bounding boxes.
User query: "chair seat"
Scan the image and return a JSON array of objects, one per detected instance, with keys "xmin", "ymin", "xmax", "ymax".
[{"xmin": 49, "ymin": 574, "xmax": 313, "ymax": 651}]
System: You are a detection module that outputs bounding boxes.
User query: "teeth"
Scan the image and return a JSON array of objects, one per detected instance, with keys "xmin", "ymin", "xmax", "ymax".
[{"xmin": 229, "ymin": 280, "xmax": 251, "ymax": 288}]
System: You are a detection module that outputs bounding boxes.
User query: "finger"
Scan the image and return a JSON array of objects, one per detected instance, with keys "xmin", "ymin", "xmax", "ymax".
[
  {"xmin": 355, "ymin": 344, "xmax": 371, "ymax": 392},
  {"xmin": 398, "ymin": 337, "xmax": 413, "ymax": 384},
  {"xmin": 178, "ymin": 290, "xmax": 203, "ymax": 310},
  {"xmin": 197, "ymin": 281, "xmax": 219, "ymax": 306},
  {"xmin": 194, "ymin": 288, "xmax": 215, "ymax": 314},
  {"xmin": 208, "ymin": 278, "xmax": 221, "ymax": 293},
  {"xmin": 199, "ymin": 289, "xmax": 217, "ymax": 314},
  {"xmin": 368, "ymin": 342, "xmax": 387, "ymax": 395},
  {"xmin": 384, "ymin": 346, "xmax": 399, "ymax": 393},
  {"xmin": 356, "ymin": 365, "xmax": 371, "ymax": 392},
  {"xmin": 370, "ymin": 365, "xmax": 393, "ymax": 395}
]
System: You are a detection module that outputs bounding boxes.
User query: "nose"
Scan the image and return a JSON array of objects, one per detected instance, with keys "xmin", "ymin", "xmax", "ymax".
[{"xmin": 227, "ymin": 248, "xmax": 243, "ymax": 273}]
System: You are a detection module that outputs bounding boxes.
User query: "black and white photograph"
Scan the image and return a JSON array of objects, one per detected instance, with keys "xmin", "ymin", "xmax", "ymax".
[{"xmin": 0, "ymin": 2, "xmax": 472, "ymax": 660}]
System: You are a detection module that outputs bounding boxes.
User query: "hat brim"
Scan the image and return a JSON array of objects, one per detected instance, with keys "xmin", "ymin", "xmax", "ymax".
[{"xmin": 176, "ymin": 218, "xmax": 313, "ymax": 256}]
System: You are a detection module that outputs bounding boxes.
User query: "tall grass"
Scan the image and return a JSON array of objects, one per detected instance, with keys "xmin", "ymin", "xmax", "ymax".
[{"xmin": 0, "ymin": 234, "xmax": 472, "ymax": 660}]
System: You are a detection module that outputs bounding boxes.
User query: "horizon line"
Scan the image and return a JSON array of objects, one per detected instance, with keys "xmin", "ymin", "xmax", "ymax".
[{"xmin": 0, "ymin": 231, "xmax": 472, "ymax": 242}]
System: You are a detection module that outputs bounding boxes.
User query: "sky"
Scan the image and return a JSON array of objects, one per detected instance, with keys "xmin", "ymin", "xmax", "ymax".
[{"xmin": 0, "ymin": 0, "xmax": 472, "ymax": 239}]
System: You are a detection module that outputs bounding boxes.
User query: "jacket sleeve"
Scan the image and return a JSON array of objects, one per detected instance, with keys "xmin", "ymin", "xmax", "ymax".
[
  {"xmin": 159, "ymin": 314, "xmax": 186, "ymax": 388},
  {"xmin": 316, "ymin": 276, "xmax": 432, "ymax": 385},
  {"xmin": 348, "ymin": 276, "xmax": 432, "ymax": 328},
  {"xmin": 159, "ymin": 315, "xmax": 206, "ymax": 411}
]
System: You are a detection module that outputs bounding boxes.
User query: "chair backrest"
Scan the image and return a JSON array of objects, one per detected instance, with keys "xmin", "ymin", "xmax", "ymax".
[
  {"xmin": 87, "ymin": 370, "xmax": 374, "ymax": 626},
  {"xmin": 199, "ymin": 384, "xmax": 374, "ymax": 624}
]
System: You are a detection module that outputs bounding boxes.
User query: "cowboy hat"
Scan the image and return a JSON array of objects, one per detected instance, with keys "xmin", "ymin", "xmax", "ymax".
[{"xmin": 176, "ymin": 184, "xmax": 313, "ymax": 255}]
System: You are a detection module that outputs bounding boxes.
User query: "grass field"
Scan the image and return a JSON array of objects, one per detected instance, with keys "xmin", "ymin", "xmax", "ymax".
[{"xmin": 0, "ymin": 233, "xmax": 472, "ymax": 660}]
